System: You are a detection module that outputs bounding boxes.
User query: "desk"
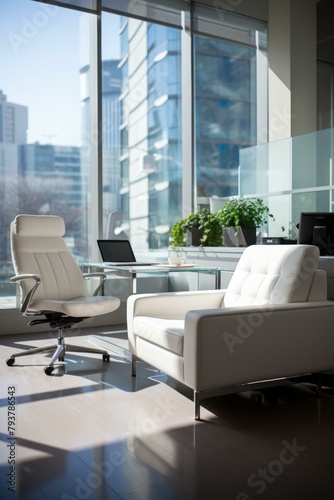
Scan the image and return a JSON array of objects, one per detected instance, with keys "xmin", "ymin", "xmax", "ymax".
[{"xmin": 83, "ymin": 263, "xmax": 221, "ymax": 293}]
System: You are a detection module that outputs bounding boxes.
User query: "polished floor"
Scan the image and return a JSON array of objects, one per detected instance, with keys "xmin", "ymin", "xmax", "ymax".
[{"xmin": 1, "ymin": 328, "xmax": 334, "ymax": 500}]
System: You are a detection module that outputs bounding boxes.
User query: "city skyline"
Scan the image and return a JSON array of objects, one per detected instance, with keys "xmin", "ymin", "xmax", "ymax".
[{"xmin": 0, "ymin": 0, "xmax": 120, "ymax": 147}]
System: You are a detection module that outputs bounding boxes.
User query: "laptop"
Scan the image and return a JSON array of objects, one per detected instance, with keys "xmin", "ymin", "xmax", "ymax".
[{"xmin": 97, "ymin": 239, "xmax": 158, "ymax": 266}]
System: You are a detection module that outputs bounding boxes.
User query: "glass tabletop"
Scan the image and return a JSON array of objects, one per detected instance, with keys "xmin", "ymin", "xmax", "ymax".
[{"xmin": 84, "ymin": 262, "xmax": 220, "ymax": 273}]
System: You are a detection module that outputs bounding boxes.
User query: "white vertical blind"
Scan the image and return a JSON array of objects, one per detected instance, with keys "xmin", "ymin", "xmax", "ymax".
[
  {"xmin": 102, "ymin": 0, "xmax": 190, "ymax": 28},
  {"xmin": 33, "ymin": 0, "xmax": 190, "ymax": 25},
  {"xmin": 33, "ymin": 0, "xmax": 97, "ymax": 12},
  {"xmin": 33, "ymin": 1, "xmax": 266, "ymax": 38},
  {"xmin": 193, "ymin": 3, "xmax": 267, "ymax": 47}
]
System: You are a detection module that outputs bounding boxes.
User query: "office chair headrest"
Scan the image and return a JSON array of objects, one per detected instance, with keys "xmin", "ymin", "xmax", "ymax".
[{"xmin": 13, "ymin": 215, "xmax": 66, "ymax": 237}]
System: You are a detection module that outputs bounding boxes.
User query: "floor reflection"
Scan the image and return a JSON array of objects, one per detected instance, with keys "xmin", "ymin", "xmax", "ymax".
[{"xmin": 1, "ymin": 331, "xmax": 334, "ymax": 499}]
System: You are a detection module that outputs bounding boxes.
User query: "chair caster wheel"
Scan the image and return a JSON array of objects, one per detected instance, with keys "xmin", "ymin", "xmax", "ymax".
[
  {"xmin": 6, "ymin": 357, "xmax": 15, "ymax": 366},
  {"xmin": 44, "ymin": 366, "xmax": 54, "ymax": 376},
  {"xmin": 103, "ymin": 354, "xmax": 110, "ymax": 362}
]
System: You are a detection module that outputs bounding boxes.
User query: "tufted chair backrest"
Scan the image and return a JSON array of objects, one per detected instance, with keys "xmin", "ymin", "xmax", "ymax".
[{"xmin": 224, "ymin": 244, "xmax": 325, "ymax": 307}]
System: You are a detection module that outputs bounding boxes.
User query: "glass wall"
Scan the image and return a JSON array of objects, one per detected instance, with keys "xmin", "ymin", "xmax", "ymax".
[
  {"xmin": 100, "ymin": 2, "xmax": 266, "ymax": 248},
  {"xmin": 101, "ymin": 13, "xmax": 183, "ymax": 250},
  {"xmin": 1, "ymin": 0, "xmax": 334, "ymax": 311},
  {"xmin": 193, "ymin": 4, "xmax": 268, "ymax": 203},
  {"xmin": 0, "ymin": 0, "xmax": 267, "ymax": 299},
  {"xmin": 0, "ymin": 0, "xmax": 90, "ymax": 296},
  {"xmin": 239, "ymin": 127, "xmax": 334, "ymax": 239}
]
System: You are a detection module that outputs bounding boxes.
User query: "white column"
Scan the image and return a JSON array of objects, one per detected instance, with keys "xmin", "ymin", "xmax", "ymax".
[{"xmin": 268, "ymin": 0, "xmax": 317, "ymax": 141}]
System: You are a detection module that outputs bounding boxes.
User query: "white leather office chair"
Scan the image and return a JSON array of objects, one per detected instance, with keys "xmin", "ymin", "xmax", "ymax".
[{"xmin": 6, "ymin": 214, "xmax": 120, "ymax": 375}]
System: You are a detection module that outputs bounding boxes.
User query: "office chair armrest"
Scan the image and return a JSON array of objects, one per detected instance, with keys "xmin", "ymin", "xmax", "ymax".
[
  {"xmin": 83, "ymin": 272, "xmax": 107, "ymax": 296},
  {"xmin": 10, "ymin": 274, "xmax": 42, "ymax": 315}
]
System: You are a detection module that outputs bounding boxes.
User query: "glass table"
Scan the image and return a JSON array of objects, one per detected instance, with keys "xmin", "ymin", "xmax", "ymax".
[{"xmin": 83, "ymin": 263, "xmax": 221, "ymax": 293}]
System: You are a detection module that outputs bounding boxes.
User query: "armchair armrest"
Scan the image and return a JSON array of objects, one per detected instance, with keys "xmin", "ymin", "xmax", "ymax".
[
  {"xmin": 183, "ymin": 300, "xmax": 334, "ymax": 391},
  {"xmin": 10, "ymin": 274, "xmax": 41, "ymax": 315},
  {"xmin": 127, "ymin": 289, "xmax": 226, "ymax": 320},
  {"xmin": 83, "ymin": 272, "xmax": 108, "ymax": 296}
]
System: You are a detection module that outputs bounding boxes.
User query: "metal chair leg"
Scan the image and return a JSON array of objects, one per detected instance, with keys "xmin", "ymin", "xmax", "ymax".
[{"xmin": 194, "ymin": 391, "xmax": 201, "ymax": 420}]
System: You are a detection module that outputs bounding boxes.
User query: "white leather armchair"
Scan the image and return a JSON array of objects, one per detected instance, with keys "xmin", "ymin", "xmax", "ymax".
[{"xmin": 127, "ymin": 244, "xmax": 334, "ymax": 419}]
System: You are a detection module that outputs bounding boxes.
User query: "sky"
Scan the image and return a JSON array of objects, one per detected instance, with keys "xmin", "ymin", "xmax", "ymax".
[{"xmin": 0, "ymin": 0, "xmax": 120, "ymax": 146}]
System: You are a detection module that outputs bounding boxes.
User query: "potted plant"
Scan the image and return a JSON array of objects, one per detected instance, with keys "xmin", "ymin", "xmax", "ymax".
[
  {"xmin": 169, "ymin": 208, "xmax": 223, "ymax": 247},
  {"xmin": 217, "ymin": 197, "xmax": 274, "ymax": 246}
]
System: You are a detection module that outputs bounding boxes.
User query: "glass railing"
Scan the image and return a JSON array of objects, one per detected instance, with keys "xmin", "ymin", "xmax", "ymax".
[{"xmin": 239, "ymin": 127, "xmax": 334, "ymax": 240}]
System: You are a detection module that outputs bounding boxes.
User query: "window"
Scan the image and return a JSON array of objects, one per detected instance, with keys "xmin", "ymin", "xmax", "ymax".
[
  {"xmin": 0, "ymin": 0, "xmax": 268, "ymax": 300},
  {"xmin": 0, "ymin": 0, "xmax": 90, "ymax": 297},
  {"xmin": 193, "ymin": 4, "xmax": 268, "ymax": 202},
  {"xmin": 102, "ymin": 12, "xmax": 183, "ymax": 249}
]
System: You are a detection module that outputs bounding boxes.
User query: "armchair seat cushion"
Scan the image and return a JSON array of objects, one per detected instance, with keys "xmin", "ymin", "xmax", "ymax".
[{"xmin": 134, "ymin": 316, "xmax": 184, "ymax": 355}]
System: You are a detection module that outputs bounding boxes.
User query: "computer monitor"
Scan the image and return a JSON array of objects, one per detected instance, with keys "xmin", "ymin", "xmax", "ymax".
[{"xmin": 297, "ymin": 212, "xmax": 334, "ymax": 256}]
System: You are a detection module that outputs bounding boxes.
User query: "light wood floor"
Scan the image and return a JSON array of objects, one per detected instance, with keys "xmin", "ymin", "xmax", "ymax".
[{"xmin": 1, "ymin": 328, "xmax": 334, "ymax": 499}]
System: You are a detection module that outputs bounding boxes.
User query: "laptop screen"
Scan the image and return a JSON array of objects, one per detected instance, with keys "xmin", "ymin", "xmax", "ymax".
[{"xmin": 97, "ymin": 240, "xmax": 136, "ymax": 263}]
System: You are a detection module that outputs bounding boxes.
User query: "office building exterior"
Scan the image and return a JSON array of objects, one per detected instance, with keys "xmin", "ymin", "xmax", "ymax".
[
  {"xmin": 80, "ymin": 58, "xmax": 122, "ymax": 242},
  {"xmin": 0, "ymin": 91, "xmax": 28, "ymax": 271},
  {"xmin": 117, "ymin": 13, "xmax": 265, "ymax": 248},
  {"xmin": 19, "ymin": 144, "xmax": 82, "ymax": 242}
]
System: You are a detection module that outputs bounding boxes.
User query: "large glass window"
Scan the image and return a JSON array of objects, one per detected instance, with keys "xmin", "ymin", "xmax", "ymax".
[
  {"xmin": 101, "ymin": 12, "xmax": 182, "ymax": 249},
  {"xmin": 0, "ymin": 0, "xmax": 90, "ymax": 297},
  {"xmin": 1, "ymin": 0, "xmax": 268, "ymax": 301},
  {"xmin": 193, "ymin": 4, "xmax": 267, "ymax": 203}
]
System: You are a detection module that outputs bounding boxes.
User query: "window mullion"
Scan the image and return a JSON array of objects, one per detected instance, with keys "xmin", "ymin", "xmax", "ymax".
[
  {"xmin": 181, "ymin": 6, "xmax": 194, "ymax": 217},
  {"xmin": 88, "ymin": 8, "xmax": 104, "ymax": 261}
]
